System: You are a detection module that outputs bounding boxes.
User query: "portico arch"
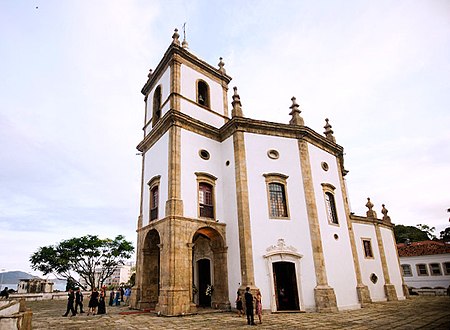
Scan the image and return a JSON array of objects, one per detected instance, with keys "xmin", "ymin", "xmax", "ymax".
[
  {"xmin": 141, "ymin": 229, "xmax": 161, "ymax": 308},
  {"xmin": 192, "ymin": 227, "xmax": 229, "ymax": 309}
]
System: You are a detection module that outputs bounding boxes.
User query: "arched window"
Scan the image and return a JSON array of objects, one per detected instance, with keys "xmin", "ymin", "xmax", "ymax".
[
  {"xmin": 152, "ymin": 85, "xmax": 162, "ymax": 126},
  {"xmin": 324, "ymin": 192, "xmax": 338, "ymax": 224},
  {"xmin": 148, "ymin": 175, "xmax": 161, "ymax": 221},
  {"xmin": 199, "ymin": 183, "xmax": 214, "ymax": 218},
  {"xmin": 197, "ymin": 80, "xmax": 210, "ymax": 107},
  {"xmin": 264, "ymin": 173, "xmax": 290, "ymax": 219},
  {"xmin": 321, "ymin": 183, "xmax": 339, "ymax": 225}
]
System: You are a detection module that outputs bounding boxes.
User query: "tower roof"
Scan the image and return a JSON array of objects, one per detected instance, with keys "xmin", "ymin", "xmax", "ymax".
[{"xmin": 141, "ymin": 29, "xmax": 232, "ymax": 96}]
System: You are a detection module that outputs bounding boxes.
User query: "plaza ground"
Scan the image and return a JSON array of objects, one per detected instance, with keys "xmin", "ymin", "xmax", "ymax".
[{"xmin": 27, "ymin": 295, "xmax": 450, "ymax": 329}]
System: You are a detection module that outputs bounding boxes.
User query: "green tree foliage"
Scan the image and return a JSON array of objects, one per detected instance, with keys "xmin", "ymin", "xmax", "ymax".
[
  {"xmin": 30, "ymin": 235, "xmax": 134, "ymax": 290},
  {"xmin": 416, "ymin": 223, "xmax": 436, "ymax": 240},
  {"xmin": 440, "ymin": 227, "xmax": 450, "ymax": 242},
  {"xmin": 393, "ymin": 224, "xmax": 430, "ymax": 243}
]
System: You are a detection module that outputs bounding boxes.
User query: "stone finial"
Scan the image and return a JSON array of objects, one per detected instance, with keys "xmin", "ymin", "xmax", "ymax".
[
  {"xmin": 366, "ymin": 198, "xmax": 377, "ymax": 219},
  {"xmin": 231, "ymin": 86, "xmax": 243, "ymax": 117},
  {"xmin": 218, "ymin": 57, "xmax": 226, "ymax": 74},
  {"xmin": 323, "ymin": 118, "xmax": 336, "ymax": 143},
  {"xmin": 172, "ymin": 28, "xmax": 180, "ymax": 46},
  {"xmin": 381, "ymin": 204, "xmax": 391, "ymax": 223},
  {"xmin": 147, "ymin": 69, "xmax": 153, "ymax": 78},
  {"xmin": 289, "ymin": 97, "xmax": 304, "ymax": 125},
  {"xmin": 182, "ymin": 38, "xmax": 189, "ymax": 49}
]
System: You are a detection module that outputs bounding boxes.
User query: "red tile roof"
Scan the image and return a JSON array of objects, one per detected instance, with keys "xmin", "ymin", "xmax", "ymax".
[{"xmin": 397, "ymin": 240, "xmax": 450, "ymax": 257}]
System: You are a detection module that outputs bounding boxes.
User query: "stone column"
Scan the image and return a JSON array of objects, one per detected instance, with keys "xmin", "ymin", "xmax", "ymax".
[
  {"xmin": 211, "ymin": 246, "xmax": 231, "ymax": 310},
  {"xmin": 233, "ymin": 129, "xmax": 256, "ymax": 288},
  {"xmin": 298, "ymin": 140, "xmax": 337, "ymax": 312},
  {"xmin": 165, "ymin": 124, "xmax": 183, "ymax": 216},
  {"xmin": 336, "ymin": 157, "xmax": 371, "ymax": 305},
  {"xmin": 374, "ymin": 222, "xmax": 398, "ymax": 301},
  {"xmin": 156, "ymin": 219, "xmax": 192, "ymax": 315}
]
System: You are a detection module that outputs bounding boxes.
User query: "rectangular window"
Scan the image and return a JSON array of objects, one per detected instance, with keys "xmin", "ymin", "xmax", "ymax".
[
  {"xmin": 429, "ymin": 263, "xmax": 442, "ymax": 276},
  {"xmin": 416, "ymin": 264, "xmax": 428, "ymax": 276},
  {"xmin": 362, "ymin": 239, "xmax": 373, "ymax": 258},
  {"xmin": 401, "ymin": 264, "xmax": 412, "ymax": 277},
  {"xmin": 444, "ymin": 262, "xmax": 450, "ymax": 275},
  {"xmin": 199, "ymin": 182, "xmax": 214, "ymax": 218},
  {"xmin": 268, "ymin": 183, "xmax": 288, "ymax": 218},
  {"xmin": 150, "ymin": 186, "xmax": 159, "ymax": 221}
]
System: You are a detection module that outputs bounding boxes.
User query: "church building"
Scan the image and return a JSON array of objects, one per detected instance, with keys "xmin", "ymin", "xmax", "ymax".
[{"xmin": 130, "ymin": 29, "xmax": 408, "ymax": 316}]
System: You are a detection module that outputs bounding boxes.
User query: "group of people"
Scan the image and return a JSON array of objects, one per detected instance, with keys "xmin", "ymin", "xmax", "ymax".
[
  {"xmin": 63, "ymin": 286, "xmax": 132, "ymax": 317},
  {"xmin": 236, "ymin": 287, "xmax": 262, "ymax": 325}
]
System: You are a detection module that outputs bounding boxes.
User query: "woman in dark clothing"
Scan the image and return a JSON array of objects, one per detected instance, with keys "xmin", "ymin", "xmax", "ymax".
[
  {"xmin": 97, "ymin": 289, "xmax": 106, "ymax": 314},
  {"xmin": 109, "ymin": 289, "xmax": 115, "ymax": 306},
  {"xmin": 87, "ymin": 287, "xmax": 99, "ymax": 315}
]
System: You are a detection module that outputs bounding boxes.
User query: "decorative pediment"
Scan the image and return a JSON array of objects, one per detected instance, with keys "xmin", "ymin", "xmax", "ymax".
[{"xmin": 264, "ymin": 239, "xmax": 302, "ymax": 258}]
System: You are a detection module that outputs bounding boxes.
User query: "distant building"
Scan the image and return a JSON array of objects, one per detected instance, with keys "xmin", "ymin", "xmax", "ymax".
[
  {"xmin": 79, "ymin": 264, "xmax": 133, "ymax": 289},
  {"xmin": 17, "ymin": 279, "xmax": 54, "ymax": 293},
  {"xmin": 398, "ymin": 240, "xmax": 450, "ymax": 289}
]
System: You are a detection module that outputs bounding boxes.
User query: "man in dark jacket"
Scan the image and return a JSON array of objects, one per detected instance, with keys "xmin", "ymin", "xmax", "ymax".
[
  {"xmin": 63, "ymin": 289, "xmax": 76, "ymax": 317},
  {"xmin": 244, "ymin": 287, "xmax": 256, "ymax": 325},
  {"xmin": 75, "ymin": 288, "xmax": 84, "ymax": 314}
]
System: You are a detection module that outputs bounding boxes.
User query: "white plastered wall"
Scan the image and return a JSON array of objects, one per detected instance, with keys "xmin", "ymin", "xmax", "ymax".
[
  {"xmin": 141, "ymin": 133, "xmax": 169, "ymax": 227},
  {"xmin": 144, "ymin": 69, "xmax": 171, "ymax": 136},
  {"xmin": 381, "ymin": 227, "xmax": 405, "ymax": 299},
  {"xmin": 244, "ymin": 133, "xmax": 317, "ymax": 311},
  {"xmin": 180, "ymin": 64, "xmax": 225, "ymax": 128},
  {"xmin": 353, "ymin": 223, "xmax": 386, "ymax": 301},
  {"xmin": 308, "ymin": 143, "xmax": 359, "ymax": 310}
]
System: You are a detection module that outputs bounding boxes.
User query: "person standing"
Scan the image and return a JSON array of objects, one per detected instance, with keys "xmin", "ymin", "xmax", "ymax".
[
  {"xmin": 97, "ymin": 288, "xmax": 107, "ymax": 314},
  {"xmin": 235, "ymin": 290, "xmax": 243, "ymax": 317},
  {"xmin": 120, "ymin": 286, "xmax": 125, "ymax": 302},
  {"xmin": 75, "ymin": 288, "xmax": 84, "ymax": 314},
  {"xmin": 109, "ymin": 289, "xmax": 115, "ymax": 306},
  {"xmin": 62, "ymin": 289, "xmax": 76, "ymax": 317},
  {"xmin": 124, "ymin": 287, "xmax": 131, "ymax": 305},
  {"xmin": 255, "ymin": 289, "xmax": 262, "ymax": 324},
  {"xmin": 244, "ymin": 287, "xmax": 256, "ymax": 326},
  {"xmin": 114, "ymin": 288, "xmax": 121, "ymax": 306},
  {"xmin": 87, "ymin": 287, "xmax": 99, "ymax": 316}
]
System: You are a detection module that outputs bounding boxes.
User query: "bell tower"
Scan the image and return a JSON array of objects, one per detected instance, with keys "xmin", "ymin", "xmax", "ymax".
[{"xmin": 132, "ymin": 29, "xmax": 232, "ymax": 315}]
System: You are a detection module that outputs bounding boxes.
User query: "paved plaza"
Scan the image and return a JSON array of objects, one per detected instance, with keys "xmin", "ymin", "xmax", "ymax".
[{"xmin": 27, "ymin": 296, "xmax": 450, "ymax": 329}]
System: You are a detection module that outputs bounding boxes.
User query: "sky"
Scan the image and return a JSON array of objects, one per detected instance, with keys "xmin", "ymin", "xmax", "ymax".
[{"xmin": 0, "ymin": 0, "xmax": 449, "ymax": 276}]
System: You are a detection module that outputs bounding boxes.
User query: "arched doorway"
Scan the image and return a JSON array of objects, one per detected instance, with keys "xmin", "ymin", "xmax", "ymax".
[
  {"xmin": 273, "ymin": 261, "xmax": 300, "ymax": 310},
  {"xmin": 192, "ymin": 227, "xmax": 229, "ymax": 309},
  {"xmin": 141, "ymin": 229, "xmax": 160, "ymax": 309}
]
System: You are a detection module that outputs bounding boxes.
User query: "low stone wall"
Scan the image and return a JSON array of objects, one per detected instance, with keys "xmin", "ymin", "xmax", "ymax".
[
  {"xmin": 412, "ymin": 288, "xmax": 447, "ymax": 296},
  {"xmin": 0, "ymin": 299, "xmax": 32, "ymax": 330},
  {"xmin": 9, "ymin": 292, "xmax": 68, "ymax": 301}
]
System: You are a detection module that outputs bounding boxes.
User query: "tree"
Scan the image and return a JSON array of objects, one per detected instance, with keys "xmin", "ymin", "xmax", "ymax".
[
  {"xmin": 440, "ymin": 227, "xmax": 450, "ymax": 242},
  {"xmin": 393, "ymin": 224, "xmax": 430, "ymax": 244},
  {"xmin": 416, "ymin": 223, "xmax": 436, "ymax": 240},
  {"xmin": 30, "ymin": 235, "xmax": 134, "ymax": 290}
]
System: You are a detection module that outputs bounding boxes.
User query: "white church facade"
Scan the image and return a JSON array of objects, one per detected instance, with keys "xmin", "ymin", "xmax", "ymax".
[{"xmin": 131, "ymin": 29, "xmax": 408, "ymax": 316}]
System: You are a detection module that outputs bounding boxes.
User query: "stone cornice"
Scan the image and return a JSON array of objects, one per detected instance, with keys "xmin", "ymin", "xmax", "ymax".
[
  {"xmin": 349, "ymin": 214, "xmax": 394, "ymax": 229},
  {"xmin": 137, "ymin": 110, "xmax": 345, "ymax": 156},
  {"xmin": 142, "ymin": 43, "xmax": 232, "ymax": 96}
]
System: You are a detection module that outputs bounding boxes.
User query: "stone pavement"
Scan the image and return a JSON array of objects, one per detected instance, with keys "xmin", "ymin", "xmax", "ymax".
[{"xmin": 27, "ymin": 296, "xmax": 450, "ymax": 329}]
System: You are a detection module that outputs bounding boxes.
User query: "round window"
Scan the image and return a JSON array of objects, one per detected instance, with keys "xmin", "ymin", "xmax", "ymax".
[
  {"xmin": 199, "ymin": 149, "xmax": 210, "ymax": 160},
  {"xmin": 225, "ymin": 160, "xmax": 230, "ymax": 166},
  {"xmin": 321, "ymin": 162, "xmax": 329, "ymax": 171},
  {"xmin": 267, "ymin": 149, "xmax": 279, "ymax": 160}
]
